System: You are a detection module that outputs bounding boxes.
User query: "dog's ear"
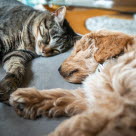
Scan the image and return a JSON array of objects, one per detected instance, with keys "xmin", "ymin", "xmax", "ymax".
[{"xmin": 93, "ymin": 31, "xmax": 133, "ymax": 63}]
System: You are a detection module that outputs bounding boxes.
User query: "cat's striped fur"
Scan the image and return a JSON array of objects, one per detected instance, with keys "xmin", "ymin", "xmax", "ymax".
[{"xmin": 0, "ymin": 0, "xmax": 80, "ymax": 102}]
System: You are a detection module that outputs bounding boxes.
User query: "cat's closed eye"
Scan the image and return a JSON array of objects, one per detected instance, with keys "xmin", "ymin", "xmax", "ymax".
[
  {"xmin": 50, "ymin": 29, "xmax": 58, "ymax": 36},
  {"xmin": 41, "ymin": 39, "xmax": 49, "ymax": 45},
  {"xmin": 41, "ymin": 32, "xmax": 50, "ymax": 44},
  {"xmin": 43, "ymin": 40, "xmax": 49, "ymax": 44},
  {"xmin": 63, "ymin": 35, "xmax": 67, "ymax": 39}
]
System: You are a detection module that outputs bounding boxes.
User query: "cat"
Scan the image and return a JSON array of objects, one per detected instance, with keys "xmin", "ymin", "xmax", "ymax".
[
  {"xmin": 10, "ymin": 30, "xmax": 136, "ymax": 136},
  {"xmin": 0, "ymin": 0, "xmax": 81, "ymax": 102}
]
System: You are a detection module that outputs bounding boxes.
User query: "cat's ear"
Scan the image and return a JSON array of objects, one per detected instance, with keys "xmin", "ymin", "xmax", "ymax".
[
  {"xmin": 53, "ymin": 6, "xmax": 66, "ymax": 25},
  {"xmin": 74, "ymin": 33, "xmax": 82, "ymax": 42}
]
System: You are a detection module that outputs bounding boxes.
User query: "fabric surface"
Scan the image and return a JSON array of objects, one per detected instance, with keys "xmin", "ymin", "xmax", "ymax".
[
  {"xmin": 0, "ymin": 49, "xmax": 81, "ymax": 136},
  {"xmin": 86, "ymin": 16, "xmax": 136, "ymax": 35}
]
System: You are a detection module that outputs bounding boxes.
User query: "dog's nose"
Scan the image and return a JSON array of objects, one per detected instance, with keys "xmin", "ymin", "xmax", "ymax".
[{"xmin": 58, "ymin": 66, "xmax": 61, "ymax": 72}]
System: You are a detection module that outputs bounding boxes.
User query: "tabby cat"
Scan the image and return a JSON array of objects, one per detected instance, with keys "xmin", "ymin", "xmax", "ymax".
[{"xmin": 0, "ymin": 0, "xmax": 80, "ymax": 103}]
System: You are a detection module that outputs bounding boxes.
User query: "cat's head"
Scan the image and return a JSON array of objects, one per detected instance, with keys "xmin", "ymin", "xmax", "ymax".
[{"xmin": 33, "ymin": 6, "xmax": 81, "ymax": 56}]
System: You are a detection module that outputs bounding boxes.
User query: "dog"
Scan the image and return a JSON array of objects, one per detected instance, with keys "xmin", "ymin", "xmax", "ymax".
[{"xmin": 10, "ymin": 30, "xmax": 136, "ymax": 136}]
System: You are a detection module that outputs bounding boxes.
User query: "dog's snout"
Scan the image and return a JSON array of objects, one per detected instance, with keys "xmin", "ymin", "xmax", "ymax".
[{"xmin": 58, "ymin": 66, "xmax": 61, "ymax": 72}]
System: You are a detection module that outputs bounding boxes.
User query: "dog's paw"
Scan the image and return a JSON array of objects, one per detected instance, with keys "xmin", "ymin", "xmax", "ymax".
[
  {"xmin": 10, "ymin": 88, "xmax": 69, "ymax": 119},
  {"xmin": 10, "ymin": 88, "xmax": 45, "ymax": 119},
  {"xmin": 10, "ymin": 88, "xmax": 86, "ymax": 119}
]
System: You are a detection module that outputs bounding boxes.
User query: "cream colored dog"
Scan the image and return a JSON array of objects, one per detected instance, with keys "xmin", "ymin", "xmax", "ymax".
[{"xmin": 10, "ymin": 30, "xmax": 136, "ymax": 136}]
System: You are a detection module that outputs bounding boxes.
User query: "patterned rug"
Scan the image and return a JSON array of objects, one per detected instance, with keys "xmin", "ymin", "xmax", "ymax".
[{"xmin": 85, "ymin": 16, "xmax": 136, "ymax": 35}]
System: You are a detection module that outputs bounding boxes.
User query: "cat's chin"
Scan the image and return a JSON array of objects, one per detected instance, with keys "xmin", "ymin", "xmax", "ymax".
[
  {"xmin": 35, "ymin": 51, "xmax": 51, "ymax": 57},
  {"xmin": 39, "ymin": 53, "xmax": 58, "ymax": 57}
]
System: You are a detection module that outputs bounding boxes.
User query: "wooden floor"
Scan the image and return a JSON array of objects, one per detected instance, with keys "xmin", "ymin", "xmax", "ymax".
[
  {"xmin": 65, "ymin": 8, "xmax": 134, "ymax": 34},
  {"xmin": 66, "ymin": 9, "xmax": 116, "ymax": 34},
  {"xmin": 44, "ymin": 6, "xmax": 134, "ymax": 35}
]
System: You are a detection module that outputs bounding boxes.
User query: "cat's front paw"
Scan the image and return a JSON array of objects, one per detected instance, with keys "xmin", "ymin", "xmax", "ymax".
[
  {"xmin": 10, "ymin": 88, "xmax": 45, "ymax": 119},
  {"xmin": 0, "ymin": 80, "xmax": 17, "ymax": 103},
  {"xmin": 0, "ymin": 88, "xmax": 10, "ymax": 104}
]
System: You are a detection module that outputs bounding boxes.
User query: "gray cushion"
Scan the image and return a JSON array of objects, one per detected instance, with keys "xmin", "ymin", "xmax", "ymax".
[{"xmin": 0, "ymin": 49, "xmax": 81, "ymax": 136}]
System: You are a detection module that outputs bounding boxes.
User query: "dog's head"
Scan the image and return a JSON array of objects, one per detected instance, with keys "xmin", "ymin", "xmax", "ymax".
[
  {"xmin": 59, "ymin": 33, "xmax": 98, "ymax": 83},
  {"xmin": 59, "ymin": 30, "xmax": 133, "ymax": 83}
]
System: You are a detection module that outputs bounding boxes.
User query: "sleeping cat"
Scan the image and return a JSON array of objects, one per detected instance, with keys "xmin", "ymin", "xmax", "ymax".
[{"xmin": 0, "ymin": 0, "xmax": 80, "ymax": 102}]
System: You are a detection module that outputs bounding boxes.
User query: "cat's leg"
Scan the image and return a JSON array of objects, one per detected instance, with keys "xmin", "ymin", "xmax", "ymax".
[
  {"xmin": 10, "ymin": 88, "xmax": 88, "ymax": 119},
  {"xmin": 0, "ymin": 50, "xmax": 36, "ymax": 103}
]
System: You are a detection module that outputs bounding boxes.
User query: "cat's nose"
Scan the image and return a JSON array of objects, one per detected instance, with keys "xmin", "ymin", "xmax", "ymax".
[{"xmin": 43, "ymin": 48, "xmax": 52, "ymax": 54}]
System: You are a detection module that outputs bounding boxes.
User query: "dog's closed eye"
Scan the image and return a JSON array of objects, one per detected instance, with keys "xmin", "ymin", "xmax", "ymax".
[{"xmin": 68, "ymin": 69, "xmax": 79, "ymax": 77}]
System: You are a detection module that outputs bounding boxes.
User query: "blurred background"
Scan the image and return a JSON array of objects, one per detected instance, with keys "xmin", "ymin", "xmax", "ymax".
[
  {"xmin": 18, "ymin": 0, "xmax": 136, "ymax": 35},
  {"xmin": 18, "ymin": 0, "xmax": 136, "ymax": 9}
]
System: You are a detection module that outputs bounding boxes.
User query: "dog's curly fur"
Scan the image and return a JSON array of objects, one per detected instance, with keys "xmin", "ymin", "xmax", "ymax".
[
  {"xmin": 59, "ymin": 30, "xmax": 135, "ymax": 83},
  {"xmin": 10, "ymin": 30, "xmax": 136, "ymax": 136}
]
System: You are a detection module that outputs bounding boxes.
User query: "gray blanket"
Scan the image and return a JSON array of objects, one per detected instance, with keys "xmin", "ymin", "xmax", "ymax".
[{"xmin": 0, "ymin": 49, "xmax": 81, "ymax": 136}]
